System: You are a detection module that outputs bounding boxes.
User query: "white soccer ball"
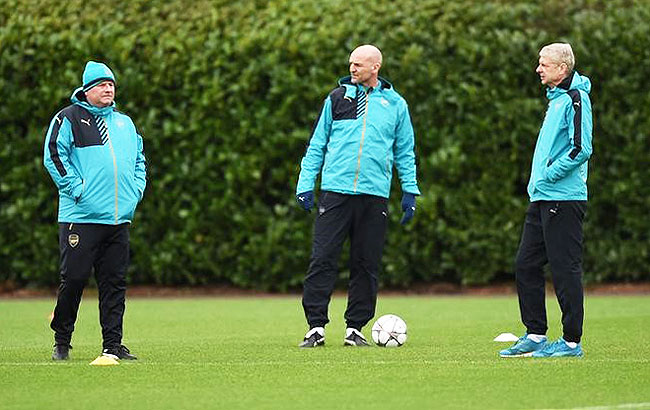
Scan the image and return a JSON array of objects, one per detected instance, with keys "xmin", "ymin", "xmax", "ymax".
[{"xmin": 371, "ymin": 314, "xmax": 407, "ymax": 347}]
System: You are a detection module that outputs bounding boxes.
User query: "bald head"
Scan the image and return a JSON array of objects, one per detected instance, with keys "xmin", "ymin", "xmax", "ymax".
[
  {"xmin": 349, "ymin": 44, "xmax": 382, "ymax": 87},
  {"xmin": 351, "ymin": 45, "xmax": 383, "ymax": 65}
]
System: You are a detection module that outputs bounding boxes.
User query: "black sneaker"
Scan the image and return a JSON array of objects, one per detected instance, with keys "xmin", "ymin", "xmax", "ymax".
[
  {"xmin": 344, "ymin": 328, "xmax": 370, "ymax": 346},
  {"xmin": 299, "ymin": 327, "xmax": 325, "ymax": 348},
  {"xmin": 102, "ymin": 345, "xmax": 137, "ymax": 360},
  {"xmin": 52, "ymin": 344, "xmax": 71, "ymax": 360}
]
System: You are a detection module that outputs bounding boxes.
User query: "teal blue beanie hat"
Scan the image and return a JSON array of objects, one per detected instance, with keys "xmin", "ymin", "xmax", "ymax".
[{"xmin": 82, "ymin": 61, "xmax": 116, "ymax": 91}]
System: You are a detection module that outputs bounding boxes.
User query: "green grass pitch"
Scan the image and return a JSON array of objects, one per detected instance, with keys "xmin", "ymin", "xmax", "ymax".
[{"xmin": 1, "ymin": 295, "xmax": 649, "ymax": 410}]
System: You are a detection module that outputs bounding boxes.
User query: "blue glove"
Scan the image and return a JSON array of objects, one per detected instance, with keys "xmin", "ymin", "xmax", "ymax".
[
  {"xmin": 296, "ymin": 191, "xmax": 314, "ymax": 212},
  {"xmin": 400, "ymin": 193, "xmax": 416, "ymax": 225}
]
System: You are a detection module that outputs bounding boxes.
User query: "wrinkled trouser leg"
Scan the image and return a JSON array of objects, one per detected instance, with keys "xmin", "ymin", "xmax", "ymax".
[
  {"xmin": 345, "ymin": 195, "xmax": 387, "ymax": 330},
  {"xmin": 51, "ymin": 223, "xmax": 100, "ymax": 345},
  {"xmin": 543, "ymin": 201, "xmax": 586, "ymax": 343},
  {"xmin": 95, "ymin": 224, "xmax": 129, "ymax": 349},
  {"xmin": 515, "ymin": 202, "xmax": 549, "ymax": 336},
  {"xmin": 302, "ymin": 192, "xmax": 352, "ymax": 328}
]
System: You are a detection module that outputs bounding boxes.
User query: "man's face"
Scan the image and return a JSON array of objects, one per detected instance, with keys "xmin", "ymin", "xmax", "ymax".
[
  {"xmin": 536, "ymin": 56, "xmax": 567, "ymax": 88},
  {"xmin": 349, "ymin": 51, "xmax": 378, "ymax": 86},
  {"xmin": 85, "ymin": 81, "xmax": 115, "ymax": 107}
]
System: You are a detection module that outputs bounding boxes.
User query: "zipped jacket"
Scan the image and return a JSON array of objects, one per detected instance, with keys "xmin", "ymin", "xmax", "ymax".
[
  {"xmin": 43, "ymin": 87, "xmax": 146, "ymax": 224},
  {"xmin": 297, "ymin": 76, "xmax": 420, "ymax": 198},
  {"xmin": 528, "ymin": 71, "xmax": 593, "ymax": 201}
]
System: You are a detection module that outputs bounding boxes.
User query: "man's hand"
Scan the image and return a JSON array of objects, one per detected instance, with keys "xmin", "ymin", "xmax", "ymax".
[
  {"xmin": 400, "ymin": 193, "xmax": 416, "ymax": 225},
  {"xmin": 296, "ymin": 191, "xmax": 314, "ymax": 212}
]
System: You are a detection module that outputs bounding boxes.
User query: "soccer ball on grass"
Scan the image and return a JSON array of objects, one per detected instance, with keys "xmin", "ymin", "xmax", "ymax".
[{"xmin": 371, "ymin": 314, "xmax": 407, "ymax": 347}]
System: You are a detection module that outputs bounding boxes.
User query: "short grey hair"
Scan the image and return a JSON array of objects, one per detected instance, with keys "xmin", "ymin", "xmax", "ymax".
[{"xmin": 539, "ymin": 43, "xmax": 575, "ymax": 72}]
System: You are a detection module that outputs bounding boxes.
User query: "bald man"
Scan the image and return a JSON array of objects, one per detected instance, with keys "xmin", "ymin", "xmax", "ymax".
[{"xmin": 296, "ymin": 45, "xmax": 420, "ymax": 347}]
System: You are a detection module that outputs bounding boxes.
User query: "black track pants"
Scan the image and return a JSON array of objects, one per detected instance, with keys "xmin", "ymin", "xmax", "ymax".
[
  {"xmin": 50, "ymin": 223, "xmax": 130, "ymax": 349},
  {"xmin": 515, "ymin": 201, "xmax": 587, "ymax": 343},
  {"xmin": 302, "ymin": 191, "xmax": 388, "ymax": 330}
]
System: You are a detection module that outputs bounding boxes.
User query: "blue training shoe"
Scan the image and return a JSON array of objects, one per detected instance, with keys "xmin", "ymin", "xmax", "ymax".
[
  {"xmin": 532, "ymin": 337, "xmax": 584, "ymax": 358},
  {"xmin": 499, "ymin": 334, "xmax": 547, "ymax": 358}
]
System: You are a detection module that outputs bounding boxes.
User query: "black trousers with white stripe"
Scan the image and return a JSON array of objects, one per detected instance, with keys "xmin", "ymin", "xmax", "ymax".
[
  {"xmin": 302, "ymin": 191, "xmax": 388, "ymax": 331},
  {"xmin": 515, "ymin": 201, "xmax": 587, "ymax": 343},
  {"xmin": 50, "ymin": 223, "xmax": 130, "ymax": 350}
]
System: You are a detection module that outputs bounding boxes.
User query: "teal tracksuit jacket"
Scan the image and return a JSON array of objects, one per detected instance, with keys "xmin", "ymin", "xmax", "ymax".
[
  {"xmin": 528, "ymin": 71, "xmax": 593, "ymax": 201},
  {"xmin": 297, "ymin": 76, "xmax": 420, "ymax": 198},
  {"xmin": 43, "ymin": 88, "xmax": 146, "ymax": 224}
]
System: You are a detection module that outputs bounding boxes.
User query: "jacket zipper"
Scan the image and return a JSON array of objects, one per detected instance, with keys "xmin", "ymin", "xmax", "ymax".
[
  {"xmin": 353, "ymin": 90, "xmax": 370, "ymax": 192},
  {"xmin": 104, "ymin": 123, "xmax": 119, "ymax": 224}
]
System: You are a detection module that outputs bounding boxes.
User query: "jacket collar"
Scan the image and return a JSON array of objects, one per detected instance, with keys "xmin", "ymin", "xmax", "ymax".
[
  {"xmin": 71, "ymin": 86, "xmax": 116, "ymax": 117},
  {"xmin": 338, "ymin": 75, "xmax": 392, "ymax": 89},
  {"xmin": 556, "ymin": 71, "xmax": 575, "ymax": 90},
  {"xmin": 338, "ymin": 76, "xmax": 392, "ymax": 99}
]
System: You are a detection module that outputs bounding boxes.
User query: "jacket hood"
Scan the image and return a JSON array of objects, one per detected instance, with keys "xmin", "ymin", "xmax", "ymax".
[
  {"xmin": 547, "ymin": 71, "xmax": 591, "ymax": 100},
  {"xmin": 70, "ymin": 86, "xmax": 116, "ymax": 117}
]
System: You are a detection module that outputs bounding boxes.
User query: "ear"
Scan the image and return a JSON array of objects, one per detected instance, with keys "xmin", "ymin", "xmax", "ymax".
[{"xmin": 560, "ymin": 62, "xmax": 569, "ymax": 75}]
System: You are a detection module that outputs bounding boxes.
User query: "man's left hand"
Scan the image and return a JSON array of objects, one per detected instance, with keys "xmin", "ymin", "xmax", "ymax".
[
  {"xmin": 296, "ymin": 191, "xmax": 314, "ymax": 212},
  {"xmin": 400, "ymin": 193, "xmax": 416, "ymax": 225}
]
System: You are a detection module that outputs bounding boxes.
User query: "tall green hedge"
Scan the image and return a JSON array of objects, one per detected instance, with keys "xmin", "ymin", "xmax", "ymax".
[{"xmin": 1, "ymin": 0, "xmax": 649, "ymax": 290}]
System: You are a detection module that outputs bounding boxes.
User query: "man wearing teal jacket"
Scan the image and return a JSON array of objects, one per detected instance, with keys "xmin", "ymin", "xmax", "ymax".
[
  {"xmin": 296, "ymin": 45, "xmax": 420, "ymax": 347},
  {"xmin": 500, "ymin": 43, "xmax": 593, "ymax": 358},
  {"xmin": 44, "ymin": 61, "xmax": 146, "ymax": 361}
]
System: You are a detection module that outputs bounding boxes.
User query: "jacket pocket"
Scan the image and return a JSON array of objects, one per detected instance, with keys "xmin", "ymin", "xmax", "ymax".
[{"xmin": 74, "ymin": 179, "xmax": 86, "ymax": 203}]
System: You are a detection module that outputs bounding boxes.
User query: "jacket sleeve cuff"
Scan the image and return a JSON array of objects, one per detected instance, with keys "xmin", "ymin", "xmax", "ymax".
[
  {"xmin": 401, "ymin": 185, "xmax": 421, "ymax": 196},
  {"xmin": 296, "ymin": 180, "xmax": 315, "ymax": 196}
]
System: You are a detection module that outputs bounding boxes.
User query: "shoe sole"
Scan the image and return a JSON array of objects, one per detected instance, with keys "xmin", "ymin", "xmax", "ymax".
[
  {"xmin": 499, "ymin": 352, "xmax": 535, "ymax": 358},
  {"xmin": 343, "ymin": 340, "xmax": 369, "ymax": 347},
  {"xmin": 299, "ymin": 339, "xmax": 325, "ymax": 348},
  {"xmin": 532, "ymin": 353, "xmax": 584, "ymax": 358}
]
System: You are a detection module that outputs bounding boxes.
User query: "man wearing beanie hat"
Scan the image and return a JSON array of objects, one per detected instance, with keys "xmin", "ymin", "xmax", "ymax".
[{"xmin": 43, "ymin": 61, "xmax": 147, "ymax": 361}]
